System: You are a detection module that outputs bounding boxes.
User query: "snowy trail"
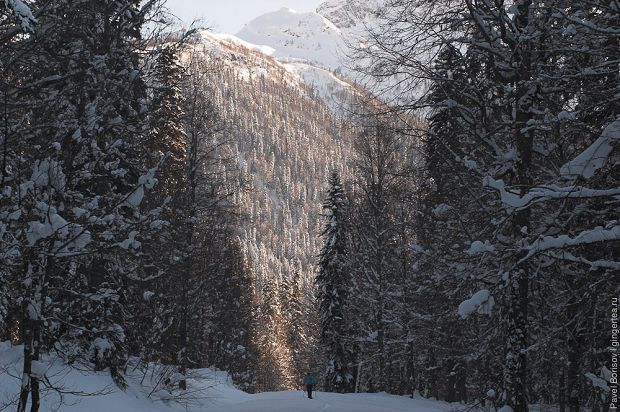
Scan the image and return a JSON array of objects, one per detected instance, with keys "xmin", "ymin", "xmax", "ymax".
[
  {"xmin": 2, "ymin": 343, "xmax": 454, "ymax": 412},
  {"xmin": 203, "ymin": 390, "xmax": 453, "ymax": 412}
]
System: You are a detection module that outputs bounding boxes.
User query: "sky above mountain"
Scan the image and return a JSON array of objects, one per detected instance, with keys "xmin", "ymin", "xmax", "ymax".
[{"xmin": 166, "ymin": 0, "xmax": 324, "ymax": 33}]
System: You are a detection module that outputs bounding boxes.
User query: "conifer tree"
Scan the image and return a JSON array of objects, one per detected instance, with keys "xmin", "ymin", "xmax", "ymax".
[
  {"xmin": 316, "ymin": 171, "xmax": 354, "ymax": 393},
  {"xmin": 282, "ymin": 270, "xmax": 306, "ymax": 377},
  {"xmin": 0, "ymin": 1, "xmax": 161, "ymax": 409},
  {"xmin": 124, "ymin": 43, "xmax": 189, "ymax": 375}
]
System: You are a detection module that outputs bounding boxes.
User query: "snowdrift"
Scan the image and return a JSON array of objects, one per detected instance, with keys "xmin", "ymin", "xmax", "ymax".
[{"xmin": 0, "ymin": 341, "xmax": 247, "ymax": 411}]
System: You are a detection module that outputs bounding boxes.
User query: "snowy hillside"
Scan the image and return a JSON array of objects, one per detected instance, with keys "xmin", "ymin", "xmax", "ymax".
[
  {"xmin": 174, "ymin": 27, "xmax": 359, "ymax": 390},
  {"xmin": 193, "ymin": 27, "xmax": 356, "ymax": 113},
  {"xmin": 282, "ymin": 61, "xmax": 354, "ymax": 112}
]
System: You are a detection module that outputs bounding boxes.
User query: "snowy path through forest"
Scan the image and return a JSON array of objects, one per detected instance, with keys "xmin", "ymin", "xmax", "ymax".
[
  {"xmin": 1, "ymin": 342, "xmax": 454, "ymax": 412},
  {"xmin": 204, "ymin": 390, "xmax": 453, "ymax": 412}
]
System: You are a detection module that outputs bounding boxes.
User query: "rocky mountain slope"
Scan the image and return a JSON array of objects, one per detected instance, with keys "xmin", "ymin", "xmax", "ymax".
[
  {"xmin": 234, "ymin": 1, "xmax": 384, "ymax": 80},
  {"xmin": 231, "ymin": 0, "xmax": 403, "ymax": 105},
  {"xmin": 316, "ymin": 0, "xmax": 383, "ymax": 30},
  {"xmin": 236, "ymin": 7, "xmax": 344, "ymax": 71}
]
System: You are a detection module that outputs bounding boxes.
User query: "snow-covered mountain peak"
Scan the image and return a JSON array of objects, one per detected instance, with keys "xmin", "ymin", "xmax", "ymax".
[
  {"xmin": 187, "ymin": 4, "xmax": 383, "ymax": 113},
  {"xmin": 187, "ymin": 28, "xmax": 356, "ymax": 114},
  {"xmin": 236, "ymin": 7, "xmax": 344, "ymax": 71},
  {"xmin": 234, "ymin": 1, "xmax": 386, "ymax": 75}
]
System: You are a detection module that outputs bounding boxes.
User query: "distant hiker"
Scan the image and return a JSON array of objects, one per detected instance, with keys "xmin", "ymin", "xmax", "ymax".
[{"xmin": 303, "ymin": 372, "xmax": 316, "ymax": 399}]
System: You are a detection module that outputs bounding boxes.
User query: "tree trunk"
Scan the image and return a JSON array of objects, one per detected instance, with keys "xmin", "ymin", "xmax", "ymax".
[
  {"xmin": 566, "ymin": 294, "xmax": 581, "ymax": 412},
  {"xmin": 505, "ymin": 0, "xmax": 534, "ymax": 408},
  {"xmin": 503, "ymin": 272, "xmax": 529, "ymax": 412},
  {"xmin": 559, "ymin": 372, "xmax": 566, "ymax": 412},
  {"xmin": 18, "ymin": 260, "xmax": 43, "ymax": 412},
  {"xmin": 178, "ymin": 276, "xmax": 188, "ymax": 391},
  {"xmin": 18, "ymin": 292, "xmax": 42, "ymax": 412},
  {"xmin": 30, "ymin": 375, "xmax": 40, "ymax": 412},
  {"xmin": 407, "ymin": 342, "xmax": 415, "ymax": 398},
  {"xmin": 376, "ymin": 303, "xmax": 385, "ymax": 392},
  {"xmin": 17, "ymin": 323, "xmax": 32, "ymax": 412}
]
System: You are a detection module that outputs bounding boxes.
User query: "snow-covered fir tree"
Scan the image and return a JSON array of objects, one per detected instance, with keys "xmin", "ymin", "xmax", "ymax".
[{"xmin": 316, "ymin": 171, "xmax": 354, "ymax": 392}]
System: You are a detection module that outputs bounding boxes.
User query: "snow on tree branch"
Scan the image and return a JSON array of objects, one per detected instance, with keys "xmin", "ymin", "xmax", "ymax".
[
  {"xmin": 123, "ymin": 164, "xmax": 159, "ymax": 209},
  {"xmin": 483, "ymin": 118, "xmax": 620, "ymax": 208},
  {"xmin": 466, "ymin": 240, "xmax": 495, "ymax": 255},
  {"xmin": 3, "ymin": 0, "xmax": 36, "ymax": 32},
  {"xmin": 458, "ymin": 289, "xmax": 495, "ymax": 319},
  {"xmin": 544, "ymin": 251, "xmax": 620, "ymax": 270},
  {"xmin": 560, "ymin": 117, "xmax": 620, "ymax": 179},
  {"xmin": 521, "ymin": 226, "xmax": 620, "ymax": 262},
  {"xmin": 483, "ymin": 177, "xmax": 620, "ymax": 209}
]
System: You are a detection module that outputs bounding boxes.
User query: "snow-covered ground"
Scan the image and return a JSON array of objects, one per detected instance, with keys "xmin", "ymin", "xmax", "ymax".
[
  {"xmin": 282, "ymin": 61, "xmax": 353, "ymax": 112},
  {"xmin": 1, "ymin": 341, "xmax": 455, "ymax": 412},
  {"xmin": 206, "ymin": 390, "xmax": 454, "ymax": 412},
  {"xmin": 0, "ymin": 341, "xmax": 244, "ymax": 412}
]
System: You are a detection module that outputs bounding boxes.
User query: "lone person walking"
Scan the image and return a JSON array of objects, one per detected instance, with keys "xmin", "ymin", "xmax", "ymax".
[{"xmin": 303, "ymin": 372, "xmax": 316, "ymax": 399}]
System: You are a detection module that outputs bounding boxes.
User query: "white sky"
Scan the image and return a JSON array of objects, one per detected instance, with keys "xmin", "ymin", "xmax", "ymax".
[{"xmin": 166, "ymin": 0, "xmax": 325, "ymax": 34}]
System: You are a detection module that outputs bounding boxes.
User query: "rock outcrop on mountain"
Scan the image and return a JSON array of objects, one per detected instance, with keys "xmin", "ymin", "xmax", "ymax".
[{"xmin": 316, "ymin": 0, "xmax": 382, "ymax": 30}]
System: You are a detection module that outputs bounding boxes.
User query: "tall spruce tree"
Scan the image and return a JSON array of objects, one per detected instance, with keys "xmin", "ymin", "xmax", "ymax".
[
  {"xmin": 316, "ymin": 171, "xmax": 354, "ymax": 393},
  {"xmin": 281, "ymin": 270, "xmax": 307, "ymax": 378}
]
